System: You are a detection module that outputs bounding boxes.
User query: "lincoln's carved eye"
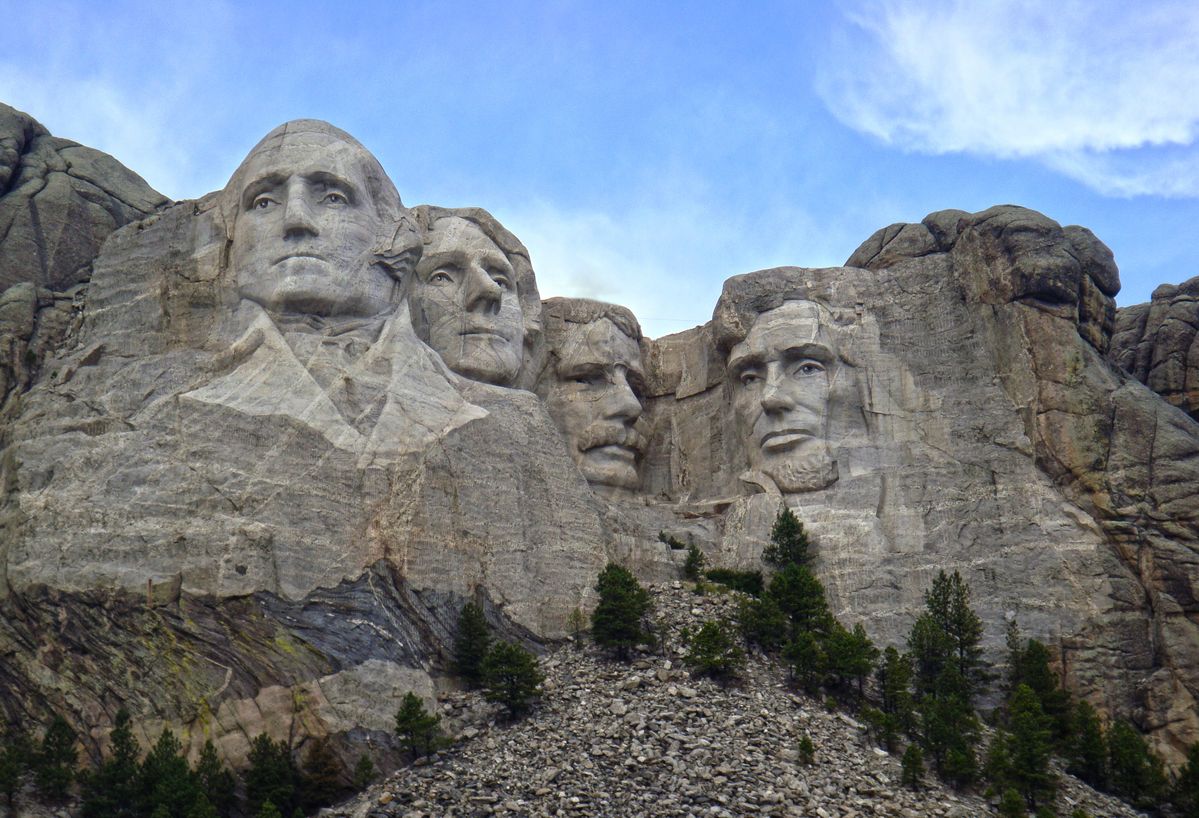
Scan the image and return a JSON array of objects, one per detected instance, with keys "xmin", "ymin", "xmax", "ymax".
[{"xmin": 739, "ymin": 371, "xmax": 761, "ymax": 386}]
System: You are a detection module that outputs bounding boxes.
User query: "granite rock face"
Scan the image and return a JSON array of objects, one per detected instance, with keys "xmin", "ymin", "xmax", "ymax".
[
  {"xmin": 0, "ymin": 104, "xmax": 167, "ymax": 292},
  {"xmin": 1, "ymin": 110, "xmax": 1197, "ymax": 775},
  {"xmin": 1110, "ymin": 275, "xmax": 1199, "ymax": 421}
]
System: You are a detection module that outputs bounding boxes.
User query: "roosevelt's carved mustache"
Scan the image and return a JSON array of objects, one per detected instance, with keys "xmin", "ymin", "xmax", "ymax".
[{"xmin": 577, "ymin": 423, "xmax": 648, "ymax": 455}]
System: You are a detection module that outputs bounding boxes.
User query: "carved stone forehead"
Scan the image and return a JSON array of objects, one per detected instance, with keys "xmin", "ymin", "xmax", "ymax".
[
  {"xmin": 558, "ymin": 317, "xmax": 643, "ymax": 370},
  {"xmin": 224, "ymin": 120, "xmax": 401, "ymax": 218},
  {"xmin": 423, "ymin": 216, "xmax": 502, "ymax": 253}
]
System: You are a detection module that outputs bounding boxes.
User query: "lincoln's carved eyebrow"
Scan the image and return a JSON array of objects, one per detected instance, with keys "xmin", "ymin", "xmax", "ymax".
[{"xmin": 727, "ymin": 341, "xmax": 834, "ymax": 377}]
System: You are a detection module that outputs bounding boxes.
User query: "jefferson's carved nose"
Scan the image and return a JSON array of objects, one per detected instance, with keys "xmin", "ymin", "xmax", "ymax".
[{"xmin": 464, "ymin": 263, "xmax": 502, "ymax": 313}]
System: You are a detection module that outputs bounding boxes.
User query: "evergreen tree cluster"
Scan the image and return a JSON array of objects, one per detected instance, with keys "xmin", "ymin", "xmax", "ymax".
[
  {"xmin": 590, "ymin": 564, "xmax": 654, "ymax": 660},
  {"xmin": 0, "ymin": 706, "xmax": 372, "ymax": 817},
  {"xmin": 451, "ymin": 600, "xmax": 546, "ymax": 720},
  {"xmin": 737, "ymin": 507, "xmax": 877, "ymax": 700}
]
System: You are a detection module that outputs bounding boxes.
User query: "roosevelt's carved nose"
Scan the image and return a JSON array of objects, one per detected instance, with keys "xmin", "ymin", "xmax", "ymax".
[
  {"xmin": 604, "ymin": 369, "xmax": 642, "ymax": 423},
  {"xmin": 464, "ymin": 263, "xmax": 502, "ymax": 313}
]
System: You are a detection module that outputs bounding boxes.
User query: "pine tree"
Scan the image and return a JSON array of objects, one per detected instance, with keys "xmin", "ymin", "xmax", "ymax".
[
  {"xmin": 997, "ymin": 788, "xmax": 1025, "ymax": 818},
  {"xmin": 591, "ymin": 563, "xmax": 653, "ymax": 660},
  {"xmin": 768, "ymin": 565, "xmax": 832, "ymax": 635},
  {"xmin": 139, "ymin": 728, "xmax": 200, "ymax": 818},
  {"xmin": 299, "ymin": 737, "xmax": 343, "ymax": 810},
  {"xmin": 1006, "ymin": 684, "xmax": 1057, "ymax": 810},
  {"xmin": 901, "ymin": 743, "xmax": 924, "ymax": 790},
  {"xmin": 1172, "ymin": 741, "xmax": 1199, "ymax": 818},
  {"xmin": 763, "ymin": 506, "xmax": 810, "ymax": 568},
  {"xmin": 245, "ymin": 735, "xmax": 296, "ymax": 818},
  {"xmin": 185, "ymin": 794, "xmax": 219, "ymax": 818},
  {"xmin": 797, "ymin": 734, "xmax": 815, "ymax": 765},
  {"xmin": 452, "ymin": 602, "xmax": 492, "ymax": 688},
  {"xmin": 1066, "ymin": 700, "xmax": 1106, "ymax": 789},
  {"xmin": 919, "ymin": 571, "xmax": 985, "ymax": 698},
  {"xmin": 1007, "ymin": 632, "xmax": 1071, "ymax": 744},
  {"xmin": 1107, "ymin": 719, "xmax": 1167, "ymax": 809},
  {"xmin": 683, "ymin": 619, "xmax": 745, "ymax": 682},
  {"xmin": 783, "ymin": 631, "xmax": 827, "ymax": 694},
  {"xmin": 34, "ymin": 714, "xmax": 77, "ymax": 801},
  {"xmin": 0, "ymin": 729, "xmax": 27, "ymax": 810},
  {"xmin": 481, "ymin": 641, "xmax": 544, "ymax": 719},
  {"xmin": 394, "ymin": 692, "xmax": 442, "ymax": 757},
  {"xmin": 824, "ymin": 622, "xmax": 878, "ymax": 697},
  {"xmin": 351, "ymin": 753, "xmax": 376, "ymax": 790},
  {"xmin": 80, "ymin": 708, "xmax": 141, "ymax": 818},
  {"xmin": 683, "ymin": 544, "xmax": 706, "ymax": 581},
  {"xmin": 192, "ymin": 739, "xmax": 235, "ymax": 818},
  {"xmin": 737, "ymin": 594, "xmax": 789, "ymax": 653},
  {"xmin": 255, "ymin": 802, "xmax": 283, "ymax": 818},
  {"xmin": 877, "ymin": 647, "xmax": 915, "ymax": 744}
]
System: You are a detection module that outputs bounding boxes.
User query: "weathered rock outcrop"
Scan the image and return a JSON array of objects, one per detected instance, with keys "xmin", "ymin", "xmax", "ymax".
[
  {"xmin": 0, "ymin": 105, "xmax": 168, "ymax": 406},
  {"xmin": 1110, "ymin": 275, "xmax": 1199, "ymax": 421},
  {"xmin": 0, "ymin": 109, "xmax": 1197, "ymax": 778}
]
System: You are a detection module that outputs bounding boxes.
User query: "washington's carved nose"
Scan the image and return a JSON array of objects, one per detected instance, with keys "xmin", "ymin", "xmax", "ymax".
[
  {"xmin": 283, "ymin": 193, "xmax": 318, "ymax": 239},
  {"xmin": 464, "ymin": 263, "xmax": 503, "ymax": 313}
]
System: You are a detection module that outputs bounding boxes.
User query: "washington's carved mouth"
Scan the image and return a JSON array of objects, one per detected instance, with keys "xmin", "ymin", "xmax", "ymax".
[
  {"xmin": 583, "ymin": 443, "xmax": 638, "ymax": 464},
  {"xmin": 759, "ymin": 429, "xmax": 813, "ymax": 451}
]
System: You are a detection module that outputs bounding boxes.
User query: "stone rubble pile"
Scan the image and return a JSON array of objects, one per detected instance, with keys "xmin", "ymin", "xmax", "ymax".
[{"xmin": 328, "ymin": 583, "xmax": 1144, "ymax": 818}]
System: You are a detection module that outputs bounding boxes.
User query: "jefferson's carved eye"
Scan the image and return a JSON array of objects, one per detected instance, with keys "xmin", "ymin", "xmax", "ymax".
[
  {"xmin": 321, "ymin": 191, "xmax": 348, "ymax": 206},
  {"xmin": 793, "ymin": 361, "xmax": 825, "ymax": 377},
  {"xmin": 430, "ymin": 271, "xmax": 454, "ymax": 284},
  {"xmin": 491, "ymin": 273, "xmax": 513, "ymax": 290}
]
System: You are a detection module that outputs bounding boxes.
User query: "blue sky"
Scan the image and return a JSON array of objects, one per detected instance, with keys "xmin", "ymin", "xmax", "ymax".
[{"xmin": 4, "ymin": 0, "xmax": 1198, "ymax": 339}]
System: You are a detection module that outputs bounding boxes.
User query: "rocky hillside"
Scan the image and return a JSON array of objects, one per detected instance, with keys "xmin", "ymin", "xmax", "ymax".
[{"xmin": 328, "ymin": 583, "xmax": 1146, "ymax": 818}]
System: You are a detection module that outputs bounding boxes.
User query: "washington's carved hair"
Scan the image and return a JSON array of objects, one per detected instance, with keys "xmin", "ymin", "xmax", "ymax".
[{"xmin": 218, "ymin": 119, "xmax": 422, "ymax": 283}]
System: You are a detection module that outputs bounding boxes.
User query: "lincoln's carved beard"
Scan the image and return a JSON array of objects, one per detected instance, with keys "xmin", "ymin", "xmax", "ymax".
[{"xmin": 757, "ymin": 444, "xmax": 837, "ymax": 494}]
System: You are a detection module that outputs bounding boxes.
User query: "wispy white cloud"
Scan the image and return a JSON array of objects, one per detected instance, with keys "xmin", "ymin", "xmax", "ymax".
[
  {"xmin": 495, "ymin": 184, "xmax": 851, "ymax": 341},
  {"xmin": 817, "ymin": 0, "xmax": 1199, "ymax": 197}
]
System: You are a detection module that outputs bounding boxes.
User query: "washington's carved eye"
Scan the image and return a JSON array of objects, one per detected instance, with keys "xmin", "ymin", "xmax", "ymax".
[
  {"xmin": 491, "ymin": 273, "xmax": 513, "ymax": 290},
  {"xmin": 322, "ymin": 191, "xmax": 348, "ymax": 206},
  {"xmin": 251, "ymin": 195, "xmax": 276, "ymax": 210}
]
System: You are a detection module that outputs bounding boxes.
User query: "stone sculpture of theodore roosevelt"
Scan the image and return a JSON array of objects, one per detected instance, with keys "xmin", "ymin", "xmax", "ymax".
[{"xmin": 535, "ymin": 298, "xmax": 648, "ymax": 494}]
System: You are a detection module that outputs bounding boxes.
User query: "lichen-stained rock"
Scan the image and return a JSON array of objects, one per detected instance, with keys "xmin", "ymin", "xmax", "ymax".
[
  {"xmin": 0, "ymin": 104, "xmax": 168, "ymax": 293},
  {"xmin": 1110, "ymin": 275, "xmax": 1199, "ymax": 421},
  {"xmin": 0, "ymin": 121, "xmax": 611, "ymax": 770},
  {"xmin": 834, "ymin": 205, "xmax": 1199, "ymax": 761}
]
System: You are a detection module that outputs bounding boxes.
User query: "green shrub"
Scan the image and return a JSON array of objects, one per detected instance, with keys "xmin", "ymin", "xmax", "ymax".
[
  {"xmin": 452, "ymin": 602, "xmax": 492, "ymax": 687},
  {"xmin": 683, "ymin": 544, "xmax": 706, "ymax": 581},
  {"xmin": 762, "ymin": 507, "xmax": 810, "ymax": 568},
  {"xmin": 34, "ymin": 715, "xmax": 77, "ymax": 801},
  {"xmin": 591, "ymin": 563, "xmax": 653, "ymax": 659},
  {"xmin": 481, "ymin": 641, "xmax": 544, "ymax": 719},
  {"xmin": 683, "ymin": 619, "xmax": 744, "ymax": 682},
  {"xmin": 394, "ymin": 692, "xmax": 441, "ymax": 757},
  {"xmin": 797, "ymin": 734, "xmax": 815, "ymax": 765},
  {"xmin": 901, "ymin": 743, "xmax": 924, "ymax": 790},
  {"xmin": 704, "ymin": 568, "xmax": 763, "ymax": 597}
]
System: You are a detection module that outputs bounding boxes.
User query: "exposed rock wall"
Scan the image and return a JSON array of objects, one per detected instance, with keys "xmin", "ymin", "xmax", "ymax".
[
  {"xmin": 1110, "ymin": 276, "xmax": 1199, "ymax": 421},
  {"xmin": 0, "ymin": 107, "xmax": 1197, "ymax": 773}
]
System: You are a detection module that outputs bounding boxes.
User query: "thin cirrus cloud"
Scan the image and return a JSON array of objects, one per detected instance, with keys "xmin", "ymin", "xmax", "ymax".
[{"xmin": 816, "ymin": 0, "xmax": 1199, "ymax": 197}]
